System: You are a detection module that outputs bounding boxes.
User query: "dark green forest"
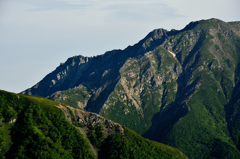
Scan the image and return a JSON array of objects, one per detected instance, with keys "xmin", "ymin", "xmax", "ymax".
[
  {"xmin": 101, "ymin": 127, "xmax": 185, "ymax": 159},
  {"xmin": 0, "ymin": 90, "xmax": 95, "ymax": 159}
]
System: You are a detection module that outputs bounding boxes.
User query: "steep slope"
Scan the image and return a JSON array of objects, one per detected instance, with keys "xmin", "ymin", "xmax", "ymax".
[
  {"xmin": 0, "ymin": 90, "xmax": 95, "ymax": 159},
  {"xmin": 21, "ymin": 18, "xmax": 240, "ymax": 158},
  {"xmin": 0, "ymin": 90, "xmax": 187, "ymax": 159},
  {"xmin": 142, "ymin": 19, "xmax": 240, "ymax": 158}
]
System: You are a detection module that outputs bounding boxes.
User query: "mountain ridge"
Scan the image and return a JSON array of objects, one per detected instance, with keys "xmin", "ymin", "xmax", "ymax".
[{"xmin": 21, "ymin": 18, "xmax": 240, "ymax": 158}]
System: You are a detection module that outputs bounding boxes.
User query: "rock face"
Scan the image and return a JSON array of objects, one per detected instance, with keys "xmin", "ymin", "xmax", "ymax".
[
  {"xmin": 57, "ymin": 105, "xmax": 124, "ymax": 137},
  {"xmin": 22, "ymin": 18, "xmax": 240, "ymax": 158}
]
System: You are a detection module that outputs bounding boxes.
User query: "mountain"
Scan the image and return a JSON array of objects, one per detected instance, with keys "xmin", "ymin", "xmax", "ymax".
[
  {"xmin": 21, "ymin": 18, "xmax": 240, "ymax": 158},
  {"xmin": 0, "ymin": 90, "xmax": 187, "ymax": 158}
]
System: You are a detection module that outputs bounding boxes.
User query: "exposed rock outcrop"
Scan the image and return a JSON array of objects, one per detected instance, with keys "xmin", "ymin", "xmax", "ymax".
[{"xmin": 57, "ymin": 105, "xmax": 124, "ymax": 137}]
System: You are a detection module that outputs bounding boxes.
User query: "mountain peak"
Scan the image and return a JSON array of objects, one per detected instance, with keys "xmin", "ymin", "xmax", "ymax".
[{"xmin": 21, "ymin": 19, "xmax": 240, "ymax": 159}]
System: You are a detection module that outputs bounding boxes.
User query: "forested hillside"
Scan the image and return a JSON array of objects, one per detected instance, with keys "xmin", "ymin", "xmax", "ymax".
[{"xmin": 0, "ymin": 90, "xmax": 187, "ymax": 159}]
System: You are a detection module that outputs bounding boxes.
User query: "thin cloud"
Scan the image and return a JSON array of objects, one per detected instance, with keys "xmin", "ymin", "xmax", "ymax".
[{"xmin": 103, "ymin": 2, "xmax": 184, "ymax": 23}]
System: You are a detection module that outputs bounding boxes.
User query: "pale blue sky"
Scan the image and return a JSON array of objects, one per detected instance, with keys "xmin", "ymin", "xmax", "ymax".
[{"xmin": 0, "ymin": 0, "xmax": 239, "ymax": 93}]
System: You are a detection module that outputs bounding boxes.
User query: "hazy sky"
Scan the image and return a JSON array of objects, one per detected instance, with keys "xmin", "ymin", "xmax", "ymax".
[{"xmin": 1, "ymin": 0, "xmax": 240, "ymax": 93}]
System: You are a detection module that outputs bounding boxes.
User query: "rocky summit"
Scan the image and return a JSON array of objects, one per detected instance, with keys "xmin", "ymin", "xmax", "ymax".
[{"xmin": 22, "ymin": 18, "xmax": 240, "ymax": 158}]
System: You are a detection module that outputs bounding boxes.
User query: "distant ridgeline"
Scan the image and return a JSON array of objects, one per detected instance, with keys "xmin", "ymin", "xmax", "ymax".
[
  {"xmin": 22, "ymin": 18, "xmax": 240, "ymax": 158},
  {"xmin": 0, "ymin": 90, "xmax": 187, "ymax": 158}
]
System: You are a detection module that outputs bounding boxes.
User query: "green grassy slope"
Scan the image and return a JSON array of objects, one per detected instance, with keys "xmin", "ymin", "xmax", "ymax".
[
  {"xmin": 48, "ymin": 85, "xmax": 90, "ymax": 109},
  {"xmin": 0, "ymin": 90, "xmax": 187, "ymax": 159},
  {"xmin": 0, "ymin": 90, "xmax": 95, "ymax": 159}
]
